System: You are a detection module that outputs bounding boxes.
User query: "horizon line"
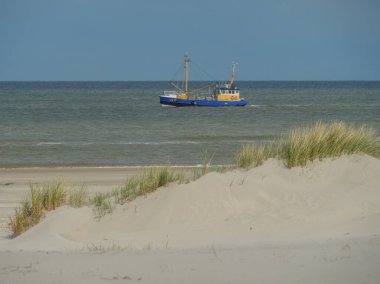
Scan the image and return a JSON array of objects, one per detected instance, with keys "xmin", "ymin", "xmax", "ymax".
[{"xmin": 1, "ymin": 80, "xmax": 380, "ymax": 83}]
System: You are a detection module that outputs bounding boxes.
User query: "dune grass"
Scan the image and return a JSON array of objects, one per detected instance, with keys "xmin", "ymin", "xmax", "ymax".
[
  {"xmin": 91, "ymin": 167, "xmax": 186, "ymax": 218},
  {"xmin": 215, "ymin": 165, "xmax": 234, "ymax": 173},
  {"xmin": 192, "ymin": 151, "xmax": 215, "ymax": 180},
  {"xmin": 9, "ymin": 181, "xmax": 68, "ymax": 237},
  {"xmin": 9, "ymin": 182, "xmax": 91, "ymax": 237},
  {"xmin": 201, "ymin": 151, "xmax": 214, "ymax": 176},
  {"xmin": 235, "ymin": 143, "xmax": 279, "ymax": 169},
  {"xmin": 9, "ymin": 201, "xmax": 39, "ymax": 238},
  {"xmin": 91, "ymin": 192, "xmax": 113, "ymax": 218},
  {"xmin": 9, "ymin": 121, "xmax": 379, "ymax": 235},
  {"xmin": 9, "ymin": 168, "xmax": 186, "ymax": 234},
  {"xmin": 68, "ymin": 185, "xmax": 88, "ymax": 208},
  {"xmin": 39, "ymin": 181, "xmax": 67, "ymax": 210},
  {"xmin": 234, "ymin": 121, "xmax": 380, "ymax": 169},
  {"xmin": 117, "ymin": 167, "xmax": 185, "ymax": 202},
  {"xmin": 115, "ymin": 178, "xmax": 139, "ymax": 205},
  {"xmin": 137, "ymin": 167, "xmax": 181, "ymax": 195},
  {"xmin": 282, "ymin": 121, "xmax": 380, "ymax": 167}
]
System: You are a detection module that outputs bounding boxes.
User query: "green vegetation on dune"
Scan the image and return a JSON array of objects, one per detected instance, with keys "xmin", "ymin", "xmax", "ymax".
[
  {"xmin": 91, "ymin": 192, "xmax": 113, "ymax": 218},
  {"xmin": 235, "ymin": 121, "xmax": 380, "ymax": 169},
  {"xmin": 282, "ymin": 121, "xmax": 379, "ymax": 167},
  {"xmin": 68, "ymin": 185, "xmax": 88, "ymax": 208},
  {"xmin": 9, "ymin": 181, "xmax": 69, "ymax": 237},
  {"xmin": 8, "ymin": 121, "xmax": 379, "ymax": 236},
  {"xmin": 117, "ymin": 167, "xmax": 185, "ymax": 203},
  {"xmin": 9, "ymin": 182, "xmax": 90, "ymax": 237},
  {"xmin": 90, "ymin": 167, "xmax": 187, "ymax": 218},
  {"xmin": 235, "ymin": 143, "xmax": 279, "ymax": 169}
]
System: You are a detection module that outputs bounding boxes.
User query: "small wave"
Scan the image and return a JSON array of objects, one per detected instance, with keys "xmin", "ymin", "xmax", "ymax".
[
  {"xmin": 37, "ymin": 142, "xmax": 97, "ymax": 146},
  {"xmin": 235, "ymin": 139, "xmax": 276, "ymax": 144},
  {"xmin": 283, "ymin": 104, "xmax": 318, "ymax": 107},
  {"xmin": 36, "ymin": 142, "xmax": 63, "ymax": 146},
  {"xmin": 179, "ymin": 134, "xmax": 276, "ymax": 142},
  {"xmin": 249, "ymin": 104, "xmax": 266, "ymax": 108},
  {"xmin": 35, "ymin": 141, "xmax": 203, "ymax": 147},
  {"xmin": 69, "ymin": 142, "xmax": 95, "ymax": 146},
  {"xmin": 114, "ymin": 141, "xmax": 202, "ymax": 146},
  {"xmin": 284, "ymin": 104, "xmax": 301, "ymax": 107},
  {"xmin": 253, "ymin": 104, "xmax": 318, "ymax": 108},
  {"xmin": 0, "ymin": 143, "xmax": 15, "ymax": 147}
]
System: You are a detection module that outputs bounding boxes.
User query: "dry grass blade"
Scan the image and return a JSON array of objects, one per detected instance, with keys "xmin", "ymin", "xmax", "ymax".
[
  {"xmin": 235, "ymin": 143, "xmax": 278, "ymax": 169},
  {"xmin": 9, "ymin": 181, "xmax": 68, "ymax": 237},
  {"xmin": 91, "ymin": 192, "xmax": 113, "ymax": 218},
  {"xmin": 68, "ymin": 184, "xmax": 88, "ymax": 208},
  {"xmin": 234, "ymin": 121, "xmax": 379, "ymax": 169},
  {"xmin": 282, "ymin": 121, "xmax": 380, "ymax": 168}
]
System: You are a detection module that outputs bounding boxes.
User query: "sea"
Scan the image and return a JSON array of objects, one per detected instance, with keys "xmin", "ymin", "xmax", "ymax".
[{"xmin": 1, "ymin": 81, "xmax": 379, "ymax": 167}]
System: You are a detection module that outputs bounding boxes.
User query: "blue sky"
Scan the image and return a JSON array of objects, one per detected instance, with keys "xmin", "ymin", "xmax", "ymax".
[{"xmin": 1, "ymin": 0, "xmax": 379, "ymax": 81}]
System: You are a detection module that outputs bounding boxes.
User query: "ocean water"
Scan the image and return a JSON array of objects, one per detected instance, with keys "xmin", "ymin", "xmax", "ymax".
[{"xmin": 1, "ymin": 81, "xmax": 379, "ymax": 167}]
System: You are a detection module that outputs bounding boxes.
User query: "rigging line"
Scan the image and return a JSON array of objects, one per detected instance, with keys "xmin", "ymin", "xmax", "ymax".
[
  {"xmin": 188, "ymin": 65, "xmax": 213, "ymax": 83},
  {"xmin": 170, "ymin": 62, "xmax": 183, "ymax": 83},
  {"xmin": 190, "ymin": 83, "xmax": 215, "ymax": 93},
  {"xmin": 169, "ymin": 81, "xmax": 183, "ymax": 93},
  {"xmin": 188, "ymin": 64, "xmax": 209, "ymax": 82},
  {"xmin": 189, "ymin": 59, "xmax": 218, "ymax": 82},
  {"xmin": 171, "ymin": 82, "xmax": 183, "ymax": 93}
]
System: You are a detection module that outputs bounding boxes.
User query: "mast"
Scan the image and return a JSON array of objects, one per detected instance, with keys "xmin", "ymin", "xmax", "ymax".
[
  {"xmin": 229, "ymin": 62, "xmax": 236, "ymax": 88},
  {"xmin": 184, "ymin": 54, "xmax": 190, "ymax": 98}
]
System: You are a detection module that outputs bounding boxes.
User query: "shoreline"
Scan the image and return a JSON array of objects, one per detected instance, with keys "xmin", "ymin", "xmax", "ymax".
[{"xmin": 0, "ymin": 164, "xmax": 209, "ymax": 170}]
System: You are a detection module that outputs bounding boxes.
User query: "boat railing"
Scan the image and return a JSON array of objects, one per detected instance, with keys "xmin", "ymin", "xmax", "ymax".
[{"xmin": 164, "ymin": 91, "xmax": 180, "ymax": 97}]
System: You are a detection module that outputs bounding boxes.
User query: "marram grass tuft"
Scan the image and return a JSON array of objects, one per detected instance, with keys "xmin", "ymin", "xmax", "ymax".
[
  {"xmin": 282, "ymin": 121, "xmax": 380, "ymax": 168},
  {"xmin": 9, "ymin": 181, "xmax": 68, "ymax": 237},
  {"xmin": 234, "ymin": 121, "xmax": 379, "ymax": 169}
]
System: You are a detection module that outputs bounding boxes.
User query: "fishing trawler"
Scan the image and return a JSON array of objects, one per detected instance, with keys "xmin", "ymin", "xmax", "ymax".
[{"xmin": 159, "ymin": 55, "xmax": 248, "ymax": 107}]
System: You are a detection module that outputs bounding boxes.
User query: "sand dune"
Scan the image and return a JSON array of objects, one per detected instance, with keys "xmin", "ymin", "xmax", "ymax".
[
  {"xmin": 2, "ymin": 154, "xmax": 380, "ymax": 250},
  {"xmin": 1, "ymin": 155, "xmax": 380, "ymax": 283}
]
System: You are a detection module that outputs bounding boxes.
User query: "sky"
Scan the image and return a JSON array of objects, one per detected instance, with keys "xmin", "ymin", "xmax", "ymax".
[{"xmin": 1, "ymin": 0, "xmax": 379, "ymax": 81}]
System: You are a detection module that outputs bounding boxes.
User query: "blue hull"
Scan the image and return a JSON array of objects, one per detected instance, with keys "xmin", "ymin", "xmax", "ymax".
[{"xmin": 160, "ymin": 96, "xmax": 248, "ymax": 107}]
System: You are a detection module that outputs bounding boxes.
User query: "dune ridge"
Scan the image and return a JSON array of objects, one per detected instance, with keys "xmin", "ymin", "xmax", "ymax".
[{"xmin": 1, "ymin": 154, "xmax": 379, "ymax": 252}]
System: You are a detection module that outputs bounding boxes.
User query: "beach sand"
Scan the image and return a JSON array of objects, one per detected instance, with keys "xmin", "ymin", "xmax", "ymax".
[{"xmin": 1, "ymin": 155, "xmax": 380, "ymax": 283}]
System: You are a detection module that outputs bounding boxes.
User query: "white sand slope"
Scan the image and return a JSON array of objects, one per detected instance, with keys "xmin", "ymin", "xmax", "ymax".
[
  {"xmin": 1, "ymin": 155, "xmax": 380, "ymax": 283},
  {"xmin": 2, "ymin": 154, "xmax": 380, "ymax": 251}
]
